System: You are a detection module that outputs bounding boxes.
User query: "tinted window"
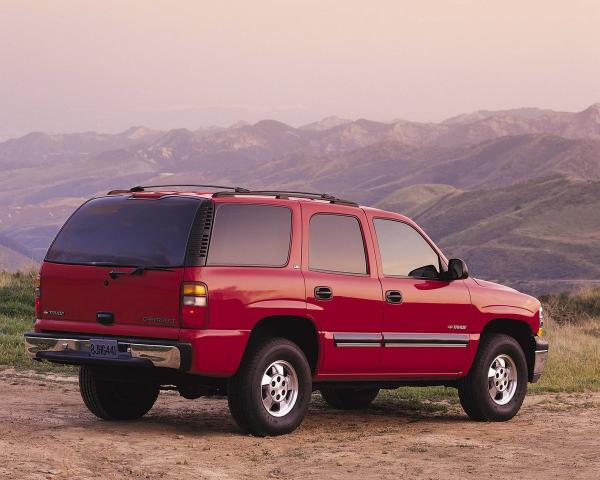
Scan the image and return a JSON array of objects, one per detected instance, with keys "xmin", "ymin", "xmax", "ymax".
[
  {"xmin": 207, "ymin": 204, "xmax": 291, "ymax": 266},
  {"xmin": 46, "ymin": 196, "xmax": 200, "ymax": 266},
  {"xmin": 309, "ymin": 214, "xmax": 367, "ymax": 274},
  {"xmin": 374, "ymin": 219, "xmax": 440, "ymax": 278}
]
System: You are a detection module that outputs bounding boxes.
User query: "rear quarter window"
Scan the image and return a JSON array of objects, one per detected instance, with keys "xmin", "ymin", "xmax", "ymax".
[{"xmin": 206, "ymin": 203, "xmax": 292, "ymax": 267}]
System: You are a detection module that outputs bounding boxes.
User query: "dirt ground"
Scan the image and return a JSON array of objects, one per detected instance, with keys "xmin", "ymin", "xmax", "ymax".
[{"xmin": 1, "ymin": 370, "xmax": 599, "ymax": 480}]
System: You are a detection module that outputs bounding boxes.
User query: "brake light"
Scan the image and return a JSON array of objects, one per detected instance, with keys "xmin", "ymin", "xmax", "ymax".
[
  {"xmin": 181, "ymin": 282, "xmax": 208, "ymax": 328},
  {"xmin": 34, "ymin": 275, "xmax": 41, "ymax": 318},
  {"xmin": 537, "ymin": 306, "xmax": 544, "ymax": 336}
]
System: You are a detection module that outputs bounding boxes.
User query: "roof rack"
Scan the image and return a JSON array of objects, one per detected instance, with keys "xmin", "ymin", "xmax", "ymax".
[
  {"xmin": 212, "ymin": 189, "xmax": 358, "ymax": 207},
  {"xmin": 107, "ymin": 184, "xmax": 250, "ymax": 195}
]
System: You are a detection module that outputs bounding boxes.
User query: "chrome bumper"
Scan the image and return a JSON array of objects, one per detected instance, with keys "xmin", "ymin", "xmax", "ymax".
[
  {"xmin": 24, "ymin": 333, "xmax": 189, "ymax": 370},
  {"xmin": 531, "ymin": 337, "xmax": 549, "ymax": 383}
]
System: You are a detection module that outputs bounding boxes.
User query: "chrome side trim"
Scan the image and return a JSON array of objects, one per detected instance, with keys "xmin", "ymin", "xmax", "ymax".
[
  {"xmin": 332, "ymin": 332, "xmax": 470, "ymax": 348},
  {"xmin": 384, "ymin": 343, "xmax": 468, "ymax": 348},
  {"xmin": 383, "ymin": 333, "xmax": 469, "ymax": 348},
  {"xmin": 24, "ymin": 336, "xmax": 181, "ymax": 369},
  {"xmin": 333, "ymin": 332, "xmax": 382, "ymax": 348}
]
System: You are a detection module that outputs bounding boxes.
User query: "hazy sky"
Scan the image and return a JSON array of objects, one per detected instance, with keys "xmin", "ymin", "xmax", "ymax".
[{"xmin": 1, "ymin": 0, "xmax": 599, "ymax": 137}]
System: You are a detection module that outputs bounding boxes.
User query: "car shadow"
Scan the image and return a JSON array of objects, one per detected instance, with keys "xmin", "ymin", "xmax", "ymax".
[{"xmin": 81, "ymin": 395, "xmax": 469, "ymax": 437}]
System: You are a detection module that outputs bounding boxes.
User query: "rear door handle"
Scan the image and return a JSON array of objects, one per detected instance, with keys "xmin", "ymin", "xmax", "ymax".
[
  {"xmin": 385, "ymin": 290, "xmax": 403, "ymax": 304},
  {"xmin": 314, "ymin": 286, "xmax": 333, "ymax": 301}
]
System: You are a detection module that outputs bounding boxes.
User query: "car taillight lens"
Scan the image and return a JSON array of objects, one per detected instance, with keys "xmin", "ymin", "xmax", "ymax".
[
  {"xmin": 181, "ymin": 282, "xmax": 208, "ymax": 328},
  {"xmin": 537, "ymin": 306, "xmax": 544, "ymax": 336},
  {"xmin": 34, "ymin": 276, "xmax": 41, "ymax": 318}
]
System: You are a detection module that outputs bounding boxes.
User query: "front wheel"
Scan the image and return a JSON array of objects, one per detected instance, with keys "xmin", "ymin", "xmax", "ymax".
[
  {"xmin": 79, "ymin": 366, "xmax": 159, "ymax": 420},
  {"xmin": 458, "ymin": 334, "xmax": 528, "ymax": 421},
  {"xmin": 320, "ymin": 387, "xmax": 379, "ymax": 410},
  {"xmin": 227, "ymin": 337, "xmax": 312, "ymax": 436}
]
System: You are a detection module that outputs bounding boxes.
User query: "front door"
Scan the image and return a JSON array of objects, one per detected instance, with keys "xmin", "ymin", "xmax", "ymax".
[
  {"xmin": 370, "ymin": 216, "xmax": 472, "ymax": 376},
  {"xmin": 301, "ymin": 204, "xmax": 383, "ymax": 375}
]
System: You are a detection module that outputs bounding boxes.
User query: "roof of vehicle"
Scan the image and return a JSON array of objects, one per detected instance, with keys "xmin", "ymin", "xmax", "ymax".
[
  {"xmin": 105, "ymin": 185, "xmax": 420, "ymax": 226},
  {"xmin": 104, "ymin": 184, "xmax": 434, "ymax": 256},
  {"xmin": 107, "ymin": 185, "xmax": 360, "ymax": 207}
]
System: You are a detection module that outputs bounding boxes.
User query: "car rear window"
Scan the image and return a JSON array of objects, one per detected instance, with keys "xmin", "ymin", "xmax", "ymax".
[
  {"xmin": 46, "ymin": 196, "xmax": 201, "ymax": 266},
  {"xmin": 206, "ymin": 203, "xmax": 292, "ymax": 267}
]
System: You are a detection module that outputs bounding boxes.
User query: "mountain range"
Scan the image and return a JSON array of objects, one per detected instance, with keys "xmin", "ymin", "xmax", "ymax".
[{"xmin": 1, "ymin": 103, "xmax": 600, "ymax": 294}]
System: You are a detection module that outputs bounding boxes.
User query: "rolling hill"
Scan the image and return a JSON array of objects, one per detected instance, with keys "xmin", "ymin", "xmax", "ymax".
[
  {"xmin": 378, "ymin": 175, "xmax": 600, "ymax": 293},
  {"xmin": 1, "ymin": 103, "xmax": 599, "ymax": 294}
]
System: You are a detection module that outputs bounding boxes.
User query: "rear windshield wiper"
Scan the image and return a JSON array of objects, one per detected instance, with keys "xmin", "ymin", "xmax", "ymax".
[
  {"xmin": 89, "ymin": 261, "xmax": 127, "ymax": 267},
  {"xmin": 107, "ymin": 265, "xmax": 174, "ymax": 279},
  {"xmin": 129, "ymin": 266, "xmax": 174, "ymax": 276}
]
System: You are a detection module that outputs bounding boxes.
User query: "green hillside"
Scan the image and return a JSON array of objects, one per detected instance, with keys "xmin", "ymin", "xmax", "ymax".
[{"xmin": 391, "ymin": 175, "xmax": 600, "ymax": 293}]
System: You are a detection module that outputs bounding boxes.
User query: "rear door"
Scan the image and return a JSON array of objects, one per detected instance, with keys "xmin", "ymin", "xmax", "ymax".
[
  {"xmin": 39, "ymin": 195, "xmax": 202, "ymax": 339},
  {"xmin": 301, "ymin": 203, "xmax": 383, "ymax": 375}
]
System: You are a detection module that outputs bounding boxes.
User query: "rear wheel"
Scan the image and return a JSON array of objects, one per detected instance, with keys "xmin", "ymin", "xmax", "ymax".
[
  {"xmin": 458, "ymin": 334, "xmax": 528, "ymax": 421},
  {"xmin": 79, "ymin": 366, "xmax": 159, "ymax": 420},
  {"xmin": 227, "ymin": 337, "xmax": 312, "ymax": 436},
  {"xmin": 320, "ymin": 387, "xmax": 379, "ymax": 410}
]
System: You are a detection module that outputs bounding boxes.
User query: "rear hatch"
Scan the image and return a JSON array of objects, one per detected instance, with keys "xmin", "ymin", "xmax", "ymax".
[{"xmin": 39, "ymin": 194, "xmax": 205, "ymax": 339}]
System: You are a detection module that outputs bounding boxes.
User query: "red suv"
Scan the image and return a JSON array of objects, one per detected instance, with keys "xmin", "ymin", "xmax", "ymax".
[{"xmin": 25, "ymin": 185, "xmax": 548, "ymax": 436}]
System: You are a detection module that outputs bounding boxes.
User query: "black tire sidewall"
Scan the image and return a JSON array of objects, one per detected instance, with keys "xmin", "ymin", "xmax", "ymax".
[
  {"xmin": 242, "ymin": 339, "xmax": 312, "ymax": 435},
  {"xmin": 79, "ymin": 366, "xmax": 159, "ymax": 421},
  {"xmin": 474, "ymin": 335, "xmax": 528, "ymax": 420}
]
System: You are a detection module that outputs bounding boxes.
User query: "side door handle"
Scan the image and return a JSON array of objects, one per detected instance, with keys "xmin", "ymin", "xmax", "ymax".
[
  {"xmin": 314, "ymin": 286, "xmax": 333, "ymax": 301},
  {"xmin": 385, "ymin": 290, "xmax": 403, "ymax": 304}
]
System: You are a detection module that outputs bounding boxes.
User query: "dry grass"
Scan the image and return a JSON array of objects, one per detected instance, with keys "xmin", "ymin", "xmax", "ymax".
[
  {"xmin": 0, "ymin": 271, "xmax": 37, "ymax": 368},
  {"xmin": 0, "ymin": 270, "xmax": 73, "ymax": 372},
  {"xmin": 532, "ymin": 287, "xmax": 600, "ymax": 392}
]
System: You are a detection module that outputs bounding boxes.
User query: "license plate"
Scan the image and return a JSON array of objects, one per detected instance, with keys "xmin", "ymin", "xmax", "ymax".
[{"xmin": 89, "ymin": 338, "xmax": 119, "ymax": 359}]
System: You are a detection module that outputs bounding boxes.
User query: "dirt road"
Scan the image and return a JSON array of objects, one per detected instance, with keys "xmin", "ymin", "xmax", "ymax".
[{"xmin": 1, "ymin": 370, "xmax": 599, "ymax": 480}]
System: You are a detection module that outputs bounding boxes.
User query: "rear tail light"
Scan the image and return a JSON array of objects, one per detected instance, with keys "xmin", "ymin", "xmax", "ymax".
[
  {"xmin": 34, "ymin": 275, "xmax": 41, "ymax": 318},
  {"xmin": 181, "ymin": 282, "xmax": 208, "ymax": 328}
]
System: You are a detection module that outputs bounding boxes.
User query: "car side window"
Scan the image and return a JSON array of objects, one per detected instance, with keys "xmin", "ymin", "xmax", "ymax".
[
  {"xmin": 374, "ymin": 218, "xmax": 441, "ymax": 278},
  {"xmin": 309, "ymin": 214, "xmax": 368, "ymax": 274},
  {"xmin": 207, "ymin": 204, "xmax": 292, "ymax": 267}
]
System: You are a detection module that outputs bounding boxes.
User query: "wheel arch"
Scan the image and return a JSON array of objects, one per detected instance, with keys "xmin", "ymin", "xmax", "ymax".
[
  {"xmin": 245, "ymin": 315, "xmax": 320, "ymax": 374},
  {"xmin": 480, "ymin": 318, "xmax": 537, "ymax": 382}
]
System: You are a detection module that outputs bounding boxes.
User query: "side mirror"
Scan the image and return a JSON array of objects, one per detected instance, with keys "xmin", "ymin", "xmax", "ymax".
[
  {"xmin": 445, "ymin": 258, "xmax": 469, "ymax": 280},
  {"xmin": 408, "ymin": 264, "xmax": 439, "ymax": 279}
]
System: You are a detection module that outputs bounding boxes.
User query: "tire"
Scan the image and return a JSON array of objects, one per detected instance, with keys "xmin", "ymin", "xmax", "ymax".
[
  {"xmin": 227, "ymin": 337, "xmax": 312, "ymax": 436},
  {"xmin": 320, "ymin": 387, "xmax": 379, "ymax": 410},
  {"xmin": 458, "ymin": 334, "xmax": 528, "ymax": 421},
  {"xmin": 79, "ymin": 366, "xmax": 159, "ymax": 421}
]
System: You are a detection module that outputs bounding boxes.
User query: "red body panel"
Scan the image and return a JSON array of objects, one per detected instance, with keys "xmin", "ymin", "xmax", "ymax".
[
  {"xmin": 379, "ymin": 278, "xmax": 471, "ymax": 375},
  {"xmin": 35, "ymin": 193, "xmax": 542, "ymax": 380},
  {"xmin": 37, "ymin": 262, "xmax": 183, "ymax": 340},
  {"xmin": 300, "ymin": 202, "xmax": 383, "ymax": 374}
]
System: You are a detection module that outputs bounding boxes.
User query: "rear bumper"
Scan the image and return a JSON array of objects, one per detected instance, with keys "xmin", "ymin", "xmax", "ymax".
[
  {"xmin": 24, "ymin": 332, "xmax": 191, "ymax": 371},
  {"xmin": 531, "ymin": 337, "xmax": 549, "ymax": 383}
]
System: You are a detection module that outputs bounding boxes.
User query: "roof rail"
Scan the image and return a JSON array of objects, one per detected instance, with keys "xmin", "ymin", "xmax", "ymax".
[
  {"xmin": 107, "ymin": 184, "xmax": 250, "ymax": 195},
  {"xmin": 212, "ymin": 190, "xmax": 358, "ymax": 207}
]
